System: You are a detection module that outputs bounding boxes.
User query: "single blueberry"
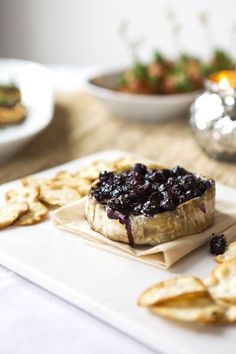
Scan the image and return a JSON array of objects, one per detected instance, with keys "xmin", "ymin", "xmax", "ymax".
[
  {"xmin": 133, "ymin": 163, "xmax": 147, "ymax": 175},
  {"xmin": 210, "ymin": 234, "xmax": 226, "ymax": 255}
]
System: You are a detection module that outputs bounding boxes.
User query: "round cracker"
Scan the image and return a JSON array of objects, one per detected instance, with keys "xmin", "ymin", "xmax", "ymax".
[
  {"xmin": 138, "ymin": 276, "xmax": 209, "ymax": 307},
  {"xmin": 151, "ymin": 296, "xmax": 225, "ymax": 324},
  {"xmin": 0, "ymin": 202, "xmax": 29, "ymax": 229},
  {"xmin": 6, "ymin": 185, "xmax": 40, "ymax": 202},
  {"xmin": 14, "ymin": 201, "xmax": 48, "ymax": 226},
  {"xmin": 205, "ymin": 260, "xmax": 236, "ymax": 305},
  {"xmin": 39, "ymin": 186, "xmax": 81, "ymax": 207},
  {"xmin": 6, "ymin": 184, "xmax": 48, "ymax": 226},
  {"xmin": 215, "ymin": 241, "xmax": 236, "ymax": 264}
]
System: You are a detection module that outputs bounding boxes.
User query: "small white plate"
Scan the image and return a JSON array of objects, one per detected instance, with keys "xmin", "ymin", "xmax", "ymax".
[
  {"xmin": 0, "ymin": 58, "xmax": 54, "ymax": 162},
  {"xmin": 85, "ymin": 68, "xmax": 200, "ymax": 121}
]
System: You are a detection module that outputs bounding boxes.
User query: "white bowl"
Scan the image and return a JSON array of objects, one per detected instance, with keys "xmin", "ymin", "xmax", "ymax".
[
  {"xmin": 85, "ymin": 68, "xmax": 200, "ymax": 121},
  {"xmin": 0, "ymin": 59, "xmax": 54, "ymax": 162}
]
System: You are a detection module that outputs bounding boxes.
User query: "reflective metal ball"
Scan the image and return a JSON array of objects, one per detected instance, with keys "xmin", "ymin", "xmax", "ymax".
[{"xmin": 190, "ymin": 79, "xmax": 236, "ymax": 161}]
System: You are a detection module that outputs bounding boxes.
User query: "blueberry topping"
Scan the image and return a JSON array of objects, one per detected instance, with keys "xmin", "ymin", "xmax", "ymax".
[
  {"xmin": 158, "ymin": 184, "xmax": 166, "ymax": 192},
  {"xmin": 99, "ymin": 171, "xmax": 113, "ymax": 181},
  {"xmin": 210, "ymin": 234, "xmax": 226, "ymax": 255},
  {"xmin": 147, "ymin": 171, "xmax": 164, "ymax": 183},
  {"xmin": 91, "ymin": 164, "xmax": 214, "ymax": 218},
  {"xmin": 172, "ymin": 166, "xmax": 188, "ymax": 177},
  {"xmin": 133, "ymin": 163, "xmax": 147, "ymax": 175}
]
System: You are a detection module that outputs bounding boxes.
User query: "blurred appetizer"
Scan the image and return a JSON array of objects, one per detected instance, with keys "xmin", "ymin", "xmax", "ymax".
[
  {"xmin": 117, "ymin": 49, "xmax": 235, "ymax": 95},
  {"xmin": 86, "ymin": 163, "xmax": 215, "ymax": 246},
  {"xmin": 0, "ymin": 84, "xmax": 26, "ymax": 125},
  {"xmin": 203, "ymin": 49, "xmax": 235, "ymax": 76}
]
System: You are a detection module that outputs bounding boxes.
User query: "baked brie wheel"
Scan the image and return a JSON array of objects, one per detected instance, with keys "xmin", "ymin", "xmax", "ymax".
[{"xmin": 85, "ymin": 163, "xmax": 215, "ymax": 246}]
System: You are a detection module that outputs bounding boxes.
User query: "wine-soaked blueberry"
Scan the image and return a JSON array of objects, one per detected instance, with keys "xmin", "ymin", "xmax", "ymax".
[
  {"xmin": 142, "ymin": 200, "xmax": 161, "ymax": 216},
  {"xmin": 148, "ymin": 191, "xmax": 161, "ymax": 202},
  {"xmin": 161, "ymin": 169, "xmax": 172, "ymax": 181},
  {"xmin": 158, "ymin": 184, "xmax": 166, "ymax": 192},
  {"xmin": 133, "ymin": 163, "xmax": 147, "ymax": 175},
  {"xmin": 147, "ymin": 171, "xmax": 164, "ymax": 183},
  {"xmin": 99, "ymin": 171, "xmax": 114, "ymax": 181},
  {"xmin": 210, "ymin": 234, "xmax": 226, "ymax": 255},
  {"xmin": 186, "ymin": 189, "xmax": 194, "ymax": 199},
  {"xmin": 171, "ymin": 184, "xmax": 184, "ymax": 196},
  {"xmin": 172, "ymin": 166, "xmax": 188, "ymax": 177},
  {"xmin": 167, "ymin": 177, "xmax": 175, "ymax": 186},
  {"xmin": 178, "ymin": 195, "xmax": 187, "ymax": 204}
]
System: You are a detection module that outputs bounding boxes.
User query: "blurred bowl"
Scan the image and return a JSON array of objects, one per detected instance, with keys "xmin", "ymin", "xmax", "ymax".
[
  {"xmin": 0, "ymin": 58, "xmax": 54, "ymax": 162},
  {"xmin": 84, "ymin": 68, "xmax": 200, "ymax": 121}
]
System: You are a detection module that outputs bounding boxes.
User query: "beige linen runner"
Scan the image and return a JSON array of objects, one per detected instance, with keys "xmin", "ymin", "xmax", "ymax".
[{"xmin": 52, "ymin": 196, "xmax": 236, "ymax": 269}]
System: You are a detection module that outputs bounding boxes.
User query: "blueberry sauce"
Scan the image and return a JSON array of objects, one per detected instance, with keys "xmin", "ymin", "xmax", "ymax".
[{"xmin": 91, "ymin": 164, "xmax": 214, "ymax": 246}]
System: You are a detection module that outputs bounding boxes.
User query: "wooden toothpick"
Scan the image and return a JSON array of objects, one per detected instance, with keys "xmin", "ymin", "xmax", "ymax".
[
  {"xmin": 117, "ymin": 19, "xmax": 144, "ymax": 63},
  {"xmin": 199, "ymin": 11, "xmax": 214, "ymax": 54},
  {"xmin": 165, "ymin": 8, "xmax": 182, "ymax": 57}
]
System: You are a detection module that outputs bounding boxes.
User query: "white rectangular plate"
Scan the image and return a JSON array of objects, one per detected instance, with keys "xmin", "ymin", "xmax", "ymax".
[{"xmin": 0, "ymin": 150, "xmax": 235, "ymax": 354}]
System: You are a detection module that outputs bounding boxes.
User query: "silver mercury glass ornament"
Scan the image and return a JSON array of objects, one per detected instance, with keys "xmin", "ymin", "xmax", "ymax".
[{"xmin": 190, "ymin": 71, "xmax": 236, "ymax": 161}]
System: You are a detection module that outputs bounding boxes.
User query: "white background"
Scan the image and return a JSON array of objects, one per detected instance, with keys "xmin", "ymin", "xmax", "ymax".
[{"xmin": 0, "ymin": 0, "xmax": 236, "ymax": 66}]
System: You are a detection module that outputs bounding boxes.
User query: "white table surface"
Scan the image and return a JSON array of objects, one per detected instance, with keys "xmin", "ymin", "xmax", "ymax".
[{"xmin": 0, "ymin": 65, "xmax": 158, "ymax": 354}]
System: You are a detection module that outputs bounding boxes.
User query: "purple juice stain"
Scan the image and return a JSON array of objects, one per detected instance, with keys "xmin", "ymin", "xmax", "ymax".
[
  {"xmin": 199, "ymin": 202, "xmax": 206, "ymax": 213},
  {"xmin": 107, "ymin": 207, "xmax": 134, "ymax": 246}
]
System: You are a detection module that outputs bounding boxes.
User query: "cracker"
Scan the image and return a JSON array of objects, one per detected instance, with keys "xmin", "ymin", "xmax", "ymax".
[
  {"xmin": 6, "ymin": 184, "xmax": 40, "ymax": 202},
  {"xmin": 222, "ymin": 305, "xmax": 236, "ymax": 323},
  {"xmin": 3, "ymin": 158, "xmax": 142, "ymax": 227},
  {"xmin": 76, "ymin": 158, "xmax": 135, "ymax": 181},
  {"xmin": 76, "ymin": 161, "xmax": 116, "ymax": 180},
  {"xmin": 75, "ymin": 178, "xmax": 92, "ymax": 196},
  {"xmin": 21, "ymin": 176, "xmax": 49, "ymax": 188},
  {"xmin": 138, "ymin": 276, "xmax": 209, "ymax": 307},
  {"xmin": 14, "ymin": 201, "xmax": 48, "ymax": 226},
  {"xmin": 52, "ymin": 172, "xmax": 91, "ymax": 196},
  {"xmin": 215, "ymin": 241, "xmax": 236, "ymax": 263},
  {"xmin": 22, "ymin": 175, "xmax": 84, "ymax": 204},
  {"xmin": 151, "ymin": 296, "xmax": 224, "ymax": 324},
  {"xmin": 53, "ymin": 171, "xmax": 83, "ymax": 186},
  {"xmin": 39, "ymin": 186, "xmax": 81, "ymax": 207},
  {"xmin": 138, "ymin": 273, "xmax": 236, "ymax": 324},
  {"xmin": 205, "ymin": 260, "xmax": 236, "ymax": 305},
  {"xmin": 22, "ymin": 158, "xmax": 138, "ymax": 203},
  {"xmin": 0, "ymin": 202, "xmax": 29, "ymax": 229},
  {"xmin": 6, "ymin": 185, "xmax": 48, "ymax": 225}
]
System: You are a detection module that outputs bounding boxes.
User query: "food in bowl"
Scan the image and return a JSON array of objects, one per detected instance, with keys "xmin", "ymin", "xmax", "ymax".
[
  {"xmin": 0, "ymin": 84, "xmax": 26, "ymax": 125},
  {"xmin": 117, "ymin": 54, "xmax": 204, "ymax": 95},
  {"xmin": 117, "ymin": 49, "xmax": 235, "ymax": 95},
  {"xmin": 85, "ymin": 163, "xmax": 215, "ymax": 246}
]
